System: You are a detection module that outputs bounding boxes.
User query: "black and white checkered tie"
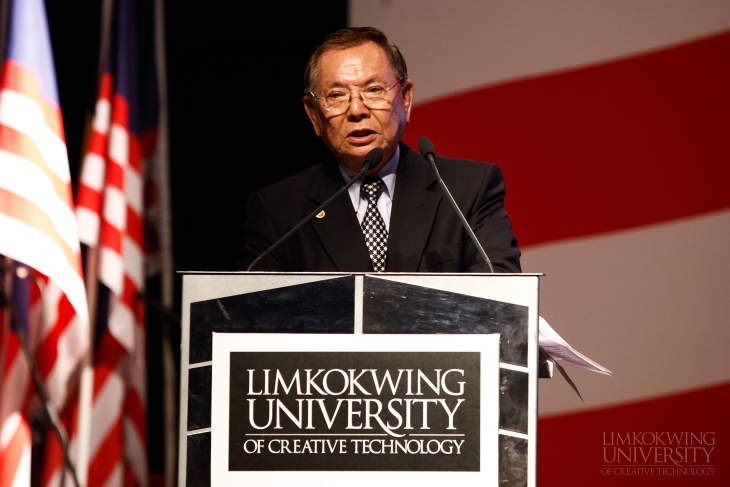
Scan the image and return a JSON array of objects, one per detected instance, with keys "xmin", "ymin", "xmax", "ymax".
[{"xmin": 360, "ymin": 176, "xmax": 388, "ymax": 272}]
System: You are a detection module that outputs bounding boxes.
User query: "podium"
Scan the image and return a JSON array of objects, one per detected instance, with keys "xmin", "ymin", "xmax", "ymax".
[{"xmin": 178, "ymin": 272, "xmax": 540, "ymax": 487}]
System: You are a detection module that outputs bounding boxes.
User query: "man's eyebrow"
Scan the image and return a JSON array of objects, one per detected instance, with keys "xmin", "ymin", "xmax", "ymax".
[
  {"xmin": 323, "ymin": 81, "xmax": 347, "ymax": 89},
  {"xmin": 322, "ymin": 77, "xmax": 384, "ymax": 90},
  {"xmin": 360, "ymin": 77, "xmax": 381, "ymax": 86}
]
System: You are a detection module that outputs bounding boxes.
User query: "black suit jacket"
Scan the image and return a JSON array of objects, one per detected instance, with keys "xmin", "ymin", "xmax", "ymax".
[{"xmin": 236, "ymin": 143, "xmax": 521, "ymax": 273}]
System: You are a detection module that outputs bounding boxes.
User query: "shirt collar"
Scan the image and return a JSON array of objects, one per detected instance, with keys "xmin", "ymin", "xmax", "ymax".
[{"xmin": 338, "ymin": 145, "xmax": 399, "ymax": 197}]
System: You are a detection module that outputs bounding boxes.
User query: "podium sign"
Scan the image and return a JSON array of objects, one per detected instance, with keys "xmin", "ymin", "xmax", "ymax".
[
  {"xmin": 210, "ymin": 333, "xmax": 500, "ymax": 485},
  {"xmin": 179, "ymin": 272, "xmax": 540, "ymax": 487}
]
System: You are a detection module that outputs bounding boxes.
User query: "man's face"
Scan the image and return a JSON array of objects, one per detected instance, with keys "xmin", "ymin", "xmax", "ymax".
[{"xmin": 304, "ymin": 42, "xmax": 414, "ymax": 173}]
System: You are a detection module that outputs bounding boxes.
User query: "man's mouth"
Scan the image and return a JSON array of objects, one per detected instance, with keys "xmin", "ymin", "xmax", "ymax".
[{"xmin": 347, "ymin": 129, "xmax": 376, "ymax": 140}]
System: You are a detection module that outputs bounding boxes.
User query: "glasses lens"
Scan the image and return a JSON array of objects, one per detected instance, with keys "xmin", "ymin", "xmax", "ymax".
[
  {"xmin": 324, "ymin": 98, "xmax": 349, "ymax": 115},
  {"xmin": 321, "ymin": 84, "xmax": 398, "ymax": 115},
  {"xmin": 362, "ymin": 84, "xmax": 397, "ymax": 109}
]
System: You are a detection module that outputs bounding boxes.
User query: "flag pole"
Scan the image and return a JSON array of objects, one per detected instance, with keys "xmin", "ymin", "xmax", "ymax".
[
  {"xmin": 75, "ymin": 1, "xmax": 115, "ymax": 485},
  {"xmin": 75, "ymin": 246, "xmax": 96, "ymax": 487},
  {"xmin": 0, "ymin": 0, "xmax": 9, "ymax": 81},
  {"xmin": 153, "ymin": 0, "xmax": 178, "ymax": 485}
]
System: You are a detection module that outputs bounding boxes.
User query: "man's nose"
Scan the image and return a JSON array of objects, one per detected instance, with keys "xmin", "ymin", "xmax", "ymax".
[{"xmin": 346, "ymin": 93, "xmax": 369, "ymax": 120}]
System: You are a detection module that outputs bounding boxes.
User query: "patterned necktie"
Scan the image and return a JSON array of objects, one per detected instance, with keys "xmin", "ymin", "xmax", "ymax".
[{"xmin": 360, "ymin": 176, "xmax": 388, "ymax": 272}]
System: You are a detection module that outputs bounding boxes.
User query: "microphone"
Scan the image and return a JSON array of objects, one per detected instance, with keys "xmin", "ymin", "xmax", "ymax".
[
  {"xmin": 418, "ymin": 137, "xmax": 494, "ymax": 273},
  {"xmin": 246, "ymin": 147, "xmax": 384, "ymax": 271}
]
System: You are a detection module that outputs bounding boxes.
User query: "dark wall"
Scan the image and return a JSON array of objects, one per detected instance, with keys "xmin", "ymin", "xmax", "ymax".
[
  {"xmin": 45, "ymin": 0, "xmax": 347, "ymax": 273},
  {"xmin": 45, "ymin": 0, "xmax": 102, "ymax": 185},
  {"xmin": 167, "ymin": 1, "xmax": 347, "ymax": 271}
]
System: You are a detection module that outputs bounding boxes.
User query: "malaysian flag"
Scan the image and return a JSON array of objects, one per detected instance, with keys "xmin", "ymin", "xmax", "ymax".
[
  {"xmin": 52, "ymin": 0, "xmax": 168, "ymax": 485},
  {"xmin": 0, "ymin": 0, "xmax": 90, "ymax": 486}
]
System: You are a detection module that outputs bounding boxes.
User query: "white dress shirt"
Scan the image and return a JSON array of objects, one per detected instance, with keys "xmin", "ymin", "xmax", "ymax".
[{"xmin": 338, "ymin": 146, "xmax": 399, "ymax": 232}]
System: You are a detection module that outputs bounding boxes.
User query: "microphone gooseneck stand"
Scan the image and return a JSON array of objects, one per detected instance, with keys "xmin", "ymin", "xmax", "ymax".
[
  {"xmin": 247, "ymin": 147, "xmax": 384, "ymax": 271},
  {"xmin": 418, "ymin": 137, "xmax": 494, "ymax": 273}
]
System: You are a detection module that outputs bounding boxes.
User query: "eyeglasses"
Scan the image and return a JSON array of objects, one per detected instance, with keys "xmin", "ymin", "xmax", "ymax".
[{"xmin": 309, "ymin": 81, "xmax": 400, "ymax": 115}]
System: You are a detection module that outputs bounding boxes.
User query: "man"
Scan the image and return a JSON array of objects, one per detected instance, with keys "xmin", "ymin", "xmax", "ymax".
[{"xmin": 236, "ymin": 27, "xmax": 520, "ymax": 273}]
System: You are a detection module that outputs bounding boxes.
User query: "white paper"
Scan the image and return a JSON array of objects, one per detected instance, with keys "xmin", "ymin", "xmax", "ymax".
[{"xmin": 538, "ymin": 317, "xmax": 612, "ymax": 376}]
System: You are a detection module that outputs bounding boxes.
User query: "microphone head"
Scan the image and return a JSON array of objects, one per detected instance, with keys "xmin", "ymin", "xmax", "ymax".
[
  {"xmin": 363, "ymin": 147, "xmax": 384, "ymax": 169},
  {"xmin": 418, "ymin": 137, "xmax": 436, "ymax": 158}
]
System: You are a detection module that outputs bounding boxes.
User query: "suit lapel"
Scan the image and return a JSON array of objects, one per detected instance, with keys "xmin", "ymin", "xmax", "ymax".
[
  {"xmin": 307, "ymin": 163, "xmax": 373, "ymax": 271},
  {"xmin": 386, "ymin": 144, "xmax": 441, "ymax": 272}
]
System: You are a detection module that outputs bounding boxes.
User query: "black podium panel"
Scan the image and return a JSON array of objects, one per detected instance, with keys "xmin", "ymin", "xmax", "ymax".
[
  {"xmin": 187, "ymin": 366, "xmax": 212, "ymax": 431},
  {"xmin": 498, "ymin": 368, "xmax": 529, "ymax": 434},
  {"xmin": 188, "ymin": 276, "xmax": 356, "ymax": 364},
  {"xmin": 499, "ymin": 435, "xmax": 529, "ymax": 486},
  {"xmin": 362, "ymin": 276, "xmax": 529, "ymax": 365},
  {"xmin": 186, "ymin": 432, "xmax": 211, "ymax": 487}
]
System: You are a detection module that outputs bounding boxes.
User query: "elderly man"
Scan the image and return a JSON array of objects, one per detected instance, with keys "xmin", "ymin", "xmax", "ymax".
[{"xmin": 236, "ymin": 27, "xmax": 520, "ymax": 273}]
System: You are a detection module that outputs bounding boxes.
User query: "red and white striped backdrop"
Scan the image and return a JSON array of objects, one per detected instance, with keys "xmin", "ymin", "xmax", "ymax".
[{"xmin": 352, "ymin": 1, "xmax": 730, "ymax": 484}]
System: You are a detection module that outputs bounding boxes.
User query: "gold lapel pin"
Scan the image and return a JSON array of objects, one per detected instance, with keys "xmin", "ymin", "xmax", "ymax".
[{"xmin": 316, "ymin": 210, "xmax": 326, "ymax": 219}]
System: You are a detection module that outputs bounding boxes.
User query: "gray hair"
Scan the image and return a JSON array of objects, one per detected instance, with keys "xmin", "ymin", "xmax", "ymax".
[{"xmin": 304, "ymin": 27, "xmax": 408, "ymax": 94}]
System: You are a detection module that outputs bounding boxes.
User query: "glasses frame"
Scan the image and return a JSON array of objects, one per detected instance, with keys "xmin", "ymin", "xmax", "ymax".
[{"xmin": 309, "ymin": 81, "xmax": 401, "ymax": 113}]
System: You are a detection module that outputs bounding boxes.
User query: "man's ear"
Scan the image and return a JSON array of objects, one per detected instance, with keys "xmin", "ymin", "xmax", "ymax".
[
  {"xmin": 303, "ymin": 95, "xmax": 323, "ymax": 137},
  {"xmin": 401, "ymin": 80, "xmax": 414, "ymax": 123}
]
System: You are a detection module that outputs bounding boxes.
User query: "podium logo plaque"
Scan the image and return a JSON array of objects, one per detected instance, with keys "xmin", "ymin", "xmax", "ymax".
[{"xmin": 211, "ymin": 334, "xmax": 500, "ymax": 486}]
